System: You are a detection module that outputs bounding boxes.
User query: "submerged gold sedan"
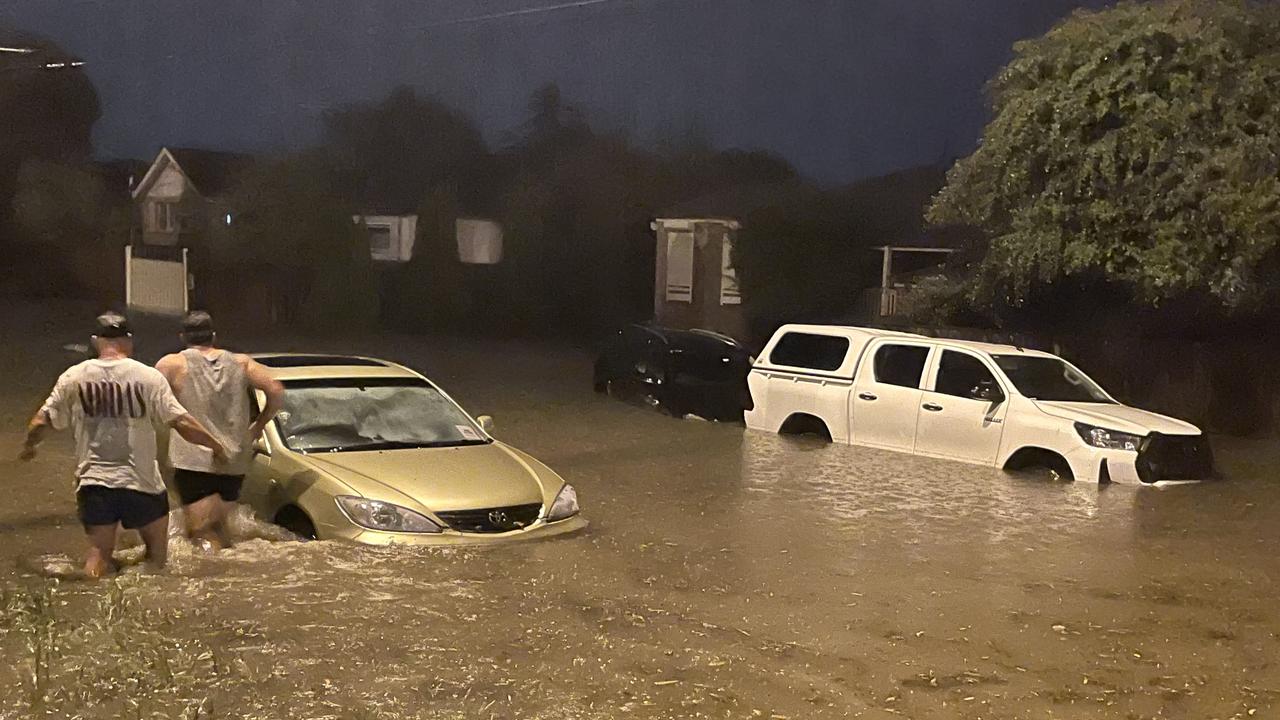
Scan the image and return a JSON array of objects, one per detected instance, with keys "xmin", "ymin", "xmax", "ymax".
[{"xmin": 242, "ymin": 354, "xmax": 586, "ymax": 544}]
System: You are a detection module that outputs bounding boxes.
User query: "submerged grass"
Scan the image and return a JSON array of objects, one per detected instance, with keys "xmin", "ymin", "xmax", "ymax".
[{"xmin": 0, "ymin": 580, "xmax": 243, "ymax": 719}]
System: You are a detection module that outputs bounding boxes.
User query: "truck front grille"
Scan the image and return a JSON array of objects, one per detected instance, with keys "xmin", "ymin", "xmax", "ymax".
[{"xmin": 1136, "ymin": 434, "xmax": 1214, "ymax": 483}]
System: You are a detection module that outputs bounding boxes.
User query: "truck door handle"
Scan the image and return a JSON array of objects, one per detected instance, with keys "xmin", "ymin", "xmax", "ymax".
[
  {"xmin": 858, "ymin": 392, "xmax": 877, "ymax": 401},
  {"xmin": 922, "ymin": 402, "xmax": 943, "ymax": 412}
]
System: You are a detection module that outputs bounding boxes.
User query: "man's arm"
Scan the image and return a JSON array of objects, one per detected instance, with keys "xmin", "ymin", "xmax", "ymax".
[
  {"xmin": 155, "ymin": 353, "xmax": 183, "ymax": 391},
  {"xmin": 241, "ymin": 355, "xmax": 285, "ymax": 438},
  {"xmin": 19, "ymin": 411, "xmax": 50, "ymax": 461},
  {"xmin": 171, "ymin": 414, "xmax": 228, "ymax": 464},
  {"xmin": 21, "ymin": 372, "xmax": 72, "ymax": 461}
]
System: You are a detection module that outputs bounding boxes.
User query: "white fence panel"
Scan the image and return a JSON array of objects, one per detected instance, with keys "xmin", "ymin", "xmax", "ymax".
[{"xmin": 126, "ymin": 246, "xmax": 188, "ymax": 315}]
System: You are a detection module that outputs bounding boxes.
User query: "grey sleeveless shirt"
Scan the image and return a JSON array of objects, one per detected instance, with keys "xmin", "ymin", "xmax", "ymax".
[{"xmin": 169, "ymin": 348, "xmax": 252, "ymax": 475}]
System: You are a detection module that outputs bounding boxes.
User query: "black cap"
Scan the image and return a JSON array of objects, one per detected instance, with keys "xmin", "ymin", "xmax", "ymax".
[
  {"xmin": 94, "ymin": 311, "xmax": 131, "ymax": 339},
  {"xmin": 181, "ymin": 310, "xmax": 215, "ymax": 344}
]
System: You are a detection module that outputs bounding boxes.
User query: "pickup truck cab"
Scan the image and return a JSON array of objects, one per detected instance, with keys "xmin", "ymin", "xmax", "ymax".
[{"xmin": 746, "ymin": 324, "xmax": 1213, "ymax": 484}]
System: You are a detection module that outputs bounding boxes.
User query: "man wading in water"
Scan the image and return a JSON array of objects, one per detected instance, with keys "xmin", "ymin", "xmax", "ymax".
[
  {"xmin": 157, "ymin": 311, "xmax": 284, "ymax": 550},
  {"xmin": 20, "ymin": 312, "xmax": 228, "ymax": 577}
]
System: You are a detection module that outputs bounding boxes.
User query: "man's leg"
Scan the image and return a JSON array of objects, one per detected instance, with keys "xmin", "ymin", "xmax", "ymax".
[
  {"xmin": 135, "ymin": 514, "xmax": 169, "ymax": 569},
  {"xmin": 213, "ymin": 498, "xmax": 236, "ymax": 549},
  {"xmin": 185, "ymin": 494, "xmax": 225, "ymax": 550},
  {"xmin": 83, "ymin": 524, "xmax": 118, "ymax": 578}
]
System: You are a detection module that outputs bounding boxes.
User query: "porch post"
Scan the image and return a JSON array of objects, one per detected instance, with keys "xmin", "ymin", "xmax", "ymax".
[{"xmin": 880, "ymin": 246, "xmax": 893, "ymax": 316}]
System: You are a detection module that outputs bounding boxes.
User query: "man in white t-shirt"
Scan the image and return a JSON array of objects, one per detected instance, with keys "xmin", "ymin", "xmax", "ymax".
[{"xmin": 19, "ymin": 312, "xmax": 228, "ymax": 577}]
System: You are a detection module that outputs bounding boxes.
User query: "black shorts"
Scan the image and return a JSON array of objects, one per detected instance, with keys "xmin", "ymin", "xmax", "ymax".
[
  {"xmin": 173, "ymin": 469, "xmax": 245, "ymax": 505},
  {"xmin": 77, "ymin": 485, "xmax": 170, "ymax": 530}
]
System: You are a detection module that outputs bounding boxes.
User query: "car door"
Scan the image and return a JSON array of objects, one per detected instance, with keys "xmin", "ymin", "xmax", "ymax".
[
  {"xmin": 850, "ymin": 341, "xmax": 934, "ymax": 452},
  {"xmin": 240, "ymin": 389, "xmax": 279, "ymax": 517},
  {"xmin": 914, "ymin": 349, "xmax": 1009, "ymax": 464}
]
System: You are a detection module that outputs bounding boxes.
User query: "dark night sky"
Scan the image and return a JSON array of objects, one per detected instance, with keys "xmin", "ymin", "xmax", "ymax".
[{"xmin": 3, "ymin": 0, "xmax": 1108, "ymax": 184}]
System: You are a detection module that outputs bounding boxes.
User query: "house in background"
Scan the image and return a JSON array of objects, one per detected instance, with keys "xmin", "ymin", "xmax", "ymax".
[
  {"xmin": 652, "ymin": 217, "xmax": 745, "ymax": 340},
  {"xmin": 124, "ymin": 148, "xmax": 253, "ymax": 315},
  {"xmin": 354, "ymin": 213, "xmax": 419, "ymax": 263},
  {"xmin": 856, "ymin": 240, "xmax": 957, "ymax": 323},
  {"xmin": 351, "ymin": 214, "xmax": 504, "ymax": 265},
  {"xmin": 131, "ymin": 147, "xmax": 252, "ymax": 249}
]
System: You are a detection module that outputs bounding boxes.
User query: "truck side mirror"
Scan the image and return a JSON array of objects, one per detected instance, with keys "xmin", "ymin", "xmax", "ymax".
[{"xmin": 477, "ymin": 415, "xmax": 495, "ymax": 434}]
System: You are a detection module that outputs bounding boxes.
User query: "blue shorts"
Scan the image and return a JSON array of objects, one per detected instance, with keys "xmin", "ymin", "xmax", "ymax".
[{"xmin": 76, "ymin": 485, "xmax": 169, "ymax": 530}]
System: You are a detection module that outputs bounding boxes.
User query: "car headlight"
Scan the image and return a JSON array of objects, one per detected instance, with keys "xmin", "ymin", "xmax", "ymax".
[
  {"xmin": 336, "ymin": 496, "xmax": 443, "ymax": 533},
  {"xmin": 1074, "ymin": 422, "xmax": 1144, "ymax": 452},
  {"xmin": 546, "ymin": 484, "xmax": 580, "ymax": 521}
]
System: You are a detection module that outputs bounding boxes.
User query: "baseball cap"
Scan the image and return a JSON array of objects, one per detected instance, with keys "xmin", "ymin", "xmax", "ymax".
[
  {"xmin": 180, "ymin": 310, "xmax": 215, "ymax": 344},
  {"xmin": 93, "ymin": 311, "xmax": 131, "ymax": 339}
]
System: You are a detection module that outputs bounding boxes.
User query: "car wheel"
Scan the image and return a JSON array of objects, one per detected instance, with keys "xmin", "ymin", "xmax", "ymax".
[{"xmin": 275, "ymin": 506, "xmax": 318, "ymax": 541}]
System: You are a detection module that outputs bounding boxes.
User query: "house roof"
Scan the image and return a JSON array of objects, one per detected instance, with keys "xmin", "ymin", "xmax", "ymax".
[{"xmin": 131, "ymin": 147, "xmax": 254, "ymax": 200}]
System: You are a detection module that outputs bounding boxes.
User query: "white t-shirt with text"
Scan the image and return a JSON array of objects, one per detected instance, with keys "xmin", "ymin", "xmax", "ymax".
[{"xmin": 41, "ymin": 358, "xmax": 188, "ymax": 494}]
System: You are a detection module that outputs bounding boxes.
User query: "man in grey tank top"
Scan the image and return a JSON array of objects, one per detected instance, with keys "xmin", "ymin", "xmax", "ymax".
[{"xmin": 156, "ymin": 311, "xmax": 285, "ymax": 550}]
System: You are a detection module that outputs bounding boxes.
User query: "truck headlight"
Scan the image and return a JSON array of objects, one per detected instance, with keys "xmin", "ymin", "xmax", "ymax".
[
  {"xmin": 547, "ymin": 484, "xmax": 580, "ymax": 521},
  {"xmin": 336, "ymin": 496, "xmax": 443, "ymax": 533},
  {"xmin": 1074, "ymin": 423, "xmax": 1143, "ymax": 452}
]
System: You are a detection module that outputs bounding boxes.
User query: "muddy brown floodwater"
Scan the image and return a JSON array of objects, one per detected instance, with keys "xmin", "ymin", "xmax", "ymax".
[{"xmin": 1, "ymin": 302, "xmax": 1278, "ymax": 719}]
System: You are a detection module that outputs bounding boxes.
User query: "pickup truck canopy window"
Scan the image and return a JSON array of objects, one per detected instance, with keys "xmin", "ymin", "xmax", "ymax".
[
  {"xmin": 769, "ymin": 332, "xmax": 850, "ymax": 372},
  {"xmin": 873, "ymin": 344, "xmax": 930, "ymax": 388},
  {"xmin": 935, "ymin": 351, "xmax": 998, "ymax": 399},
  {"xmin": 992, "ymin": 355, "xmax": 1113, "ymax": 403}
]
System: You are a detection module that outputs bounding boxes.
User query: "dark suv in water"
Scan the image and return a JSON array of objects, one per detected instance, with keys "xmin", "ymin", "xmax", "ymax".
[{"xmin": 593, "ymin": 324, "xmax": 754, "ymax": 422}]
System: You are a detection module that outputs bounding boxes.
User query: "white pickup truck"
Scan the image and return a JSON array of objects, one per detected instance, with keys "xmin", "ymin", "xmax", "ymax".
[{"xmin": 745, "ymin": 324, "xmax": 1213, "ymax": 484}]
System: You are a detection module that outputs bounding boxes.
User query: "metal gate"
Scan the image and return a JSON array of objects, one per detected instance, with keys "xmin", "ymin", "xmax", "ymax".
[{"xmin": 126, "ymin": 245, "xmax": 189, "ymax": 315}]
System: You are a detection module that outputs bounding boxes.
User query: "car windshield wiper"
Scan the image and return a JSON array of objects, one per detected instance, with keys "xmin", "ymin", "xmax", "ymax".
[{"xmin": 313, "ymin": 438, "xmax": 493, "ymax": 453}]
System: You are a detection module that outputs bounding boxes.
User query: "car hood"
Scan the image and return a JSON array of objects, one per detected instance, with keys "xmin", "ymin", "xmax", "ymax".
[
  {"xmin": 1033, "ymin": 401, "xmax": 1201, "ymax": 435},
  {"xmin": 299, "ymin": 442, "xmax": 558, "ymax": 513}
]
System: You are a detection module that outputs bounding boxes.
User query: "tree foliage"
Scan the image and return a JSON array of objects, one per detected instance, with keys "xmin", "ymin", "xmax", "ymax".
[
  {"xmin": 929, "ymin": 0, "xmax": 1280, "ymax": 310},
  {"xmin": 11, "ymin": 160, "xmax": 107, "ymax": 248},
  {"xmin": 322, "ymin": 86, "xmax": 494, "ymax": 214},
  {"xmin": 228, "ymin": 152, "xmax": 379, "ymax": 329}
]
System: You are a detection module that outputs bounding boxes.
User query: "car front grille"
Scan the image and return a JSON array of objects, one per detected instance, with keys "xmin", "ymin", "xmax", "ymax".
[
  {"xmin": 435, "ymin": 503, "xmax": 543, "ymax": 534},
  {"xmin": 1136, "ymin": 433, "xmax": 1214, "ymax": 483}
]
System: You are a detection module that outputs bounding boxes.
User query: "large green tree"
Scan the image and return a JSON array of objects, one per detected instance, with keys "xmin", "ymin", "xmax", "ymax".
[
  {"xmin": 228, "ymin": 152, "xmax": 379, "ymax": 329},
  {"xmin": 321, "ymin": 86, "xmax": 494, "ymax": 214},
  {"xmin": 929, "ymin": 0, "xmax": 1280, "ymax": 311}
]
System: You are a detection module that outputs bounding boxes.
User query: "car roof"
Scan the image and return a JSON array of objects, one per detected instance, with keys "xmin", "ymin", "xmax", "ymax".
[
  {"xmin": 626, "ymin": 323, "xmax": 747, "ymax": 348},
  {"xmin": 772, "ymin": 324, "xmax": 1056, "ymax": 358},
  {"xmin": 249, "ymin": 353, "xmax": 421, "ymax": 382}
]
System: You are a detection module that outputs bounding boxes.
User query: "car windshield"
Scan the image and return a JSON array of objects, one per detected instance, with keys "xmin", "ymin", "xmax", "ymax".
[
  {"xmin": 992, "ymin": 355, "xmax": 1113, "ymax": 403},
  {"xmin": 276, "ymin": 378, "xmax": 489, "ymax": 453}
]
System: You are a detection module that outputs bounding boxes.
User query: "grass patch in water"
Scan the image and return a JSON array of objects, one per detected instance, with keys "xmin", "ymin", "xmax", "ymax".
[{"xmin": 0, "ymin": 581, "xmax": 246, "ymax": 719}]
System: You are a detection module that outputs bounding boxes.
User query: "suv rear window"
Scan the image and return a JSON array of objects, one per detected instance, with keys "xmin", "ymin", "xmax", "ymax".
[
  {"xmin": 873, "ymin": 344, "xmax": 930, "ymax": 388},
  {"xmin": 769, "ymin": 332, "xmax": 849, "ymax": 372}
]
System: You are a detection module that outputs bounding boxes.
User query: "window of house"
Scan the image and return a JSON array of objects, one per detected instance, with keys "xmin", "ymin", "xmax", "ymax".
[
  {"xmin": 665, "ymin": 231, "xmax": 694, "ymax": 303},
  {"xmin": 873, "ymin": 344, "xmax": 930, "ymax": 388},
  {"xmin": 934, "ymin": 351, "xmax": 998, "ymax": 399},
  {"xmin": 720, "ymin": 238, "xmax": 741, "ymax": 306},
  {"xmin": 769, "ymin": 332, "xmax": 850, "ymax": 372},
  {"xmin": 148, "ymin": 201, "xmax": 177, "ymax": 232},
  {"xmin": 368, "ymin": 225, "xmax": 394, "ymax": 255}
]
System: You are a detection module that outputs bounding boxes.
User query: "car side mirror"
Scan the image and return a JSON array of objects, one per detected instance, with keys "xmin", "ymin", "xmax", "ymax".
[
  {"xmin": 971, "ymin": 380, "xmax": 1005, "ymax": 404},
  {"xmin": 477, "ymin": 415, "xmax": 495, "ymax": 434},
  {"xmin": 253, "ymin": 436, "xmax": 270, "ymax": 456}
]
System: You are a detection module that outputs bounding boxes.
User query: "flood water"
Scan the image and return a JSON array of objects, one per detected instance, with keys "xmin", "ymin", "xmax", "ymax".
[{"xmin": 1, "ymin": 304, "xmax": 1278, "ymax": 719}]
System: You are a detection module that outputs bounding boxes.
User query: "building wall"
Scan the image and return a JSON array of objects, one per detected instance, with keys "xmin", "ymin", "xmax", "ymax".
[{"xmin": 653, "ymin": 219, "xmax": 747, "ymax": 340}]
